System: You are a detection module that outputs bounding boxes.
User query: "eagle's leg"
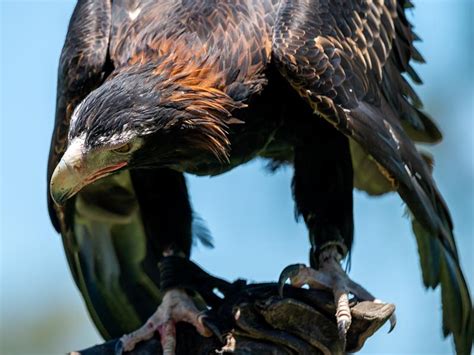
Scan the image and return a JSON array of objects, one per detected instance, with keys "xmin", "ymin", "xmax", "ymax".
[
  {"xmin": 114, "ymin": 170, "xmax": 216, "ymax": 355},
  {"xmin": 281, "ymin": 120, "xmax": 394, "ymax": 342},
  {"xmin": 116, "ymin": 288, "xmax": 211, "ymax": 355}
]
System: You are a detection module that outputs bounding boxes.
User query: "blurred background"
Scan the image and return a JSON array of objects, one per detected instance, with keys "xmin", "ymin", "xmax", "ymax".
[{"xmin": 0, "ymin": 0, "xmax": 472, "ymax": 354}]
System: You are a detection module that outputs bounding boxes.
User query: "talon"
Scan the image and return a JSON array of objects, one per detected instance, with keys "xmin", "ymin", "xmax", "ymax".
[
  {"xmin": 114, "ymin": 339, "xmax": 124, "ymax": 355},
  {"xmin": 338, "ymin": 318, "xmax": 349, "ymax": 340},
  {"xmin": 202, "ymin": 315, "xmax": 224, "ymax": 343},
  {"xmin": 278, "ymin": 263, "xmax": 306, "ymax": 297},
  {"xmin": 388, "ymin": 313, "xmax": 397, "ymax": 333}
]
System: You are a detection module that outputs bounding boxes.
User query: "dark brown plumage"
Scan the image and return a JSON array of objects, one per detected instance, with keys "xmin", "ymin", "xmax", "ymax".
[{"xmin": 47, "ymin": 1, "xmax": 472, "ymax": 353}]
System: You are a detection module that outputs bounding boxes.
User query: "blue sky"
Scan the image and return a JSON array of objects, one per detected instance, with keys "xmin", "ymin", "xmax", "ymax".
[{"xmin": 1, "ymin": 1, "xmax": 473, "ymax": 354}]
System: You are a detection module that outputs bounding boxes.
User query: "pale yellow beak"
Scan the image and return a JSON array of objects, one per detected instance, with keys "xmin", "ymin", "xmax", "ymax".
[{"xmin": 50, "ymin": 138, "xmax": 127, "ymax": 205}]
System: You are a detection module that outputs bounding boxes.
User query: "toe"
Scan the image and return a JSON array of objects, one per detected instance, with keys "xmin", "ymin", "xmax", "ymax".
[
  {"xmin": 117, "ymin": 324, "xmax": 156, "ymax": 354},
  {"xmin": 334, "ymin": 289, "xmax": 352, "ymax": 340},
  {"xmin": 157, "ymin": 320, "xmax": 176, "ymax": 355}
]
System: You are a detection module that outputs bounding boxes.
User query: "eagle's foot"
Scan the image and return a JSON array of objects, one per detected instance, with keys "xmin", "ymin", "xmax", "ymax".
[
  {"xmin": 278, "ymin": 246, "xmax": 396, "ymax": 345},
  {"xmin": 115, "ymin": 289, "xmax": 212, "ymax": 355}
]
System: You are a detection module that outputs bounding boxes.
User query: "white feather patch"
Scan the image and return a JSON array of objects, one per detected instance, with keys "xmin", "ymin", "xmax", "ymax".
[{"xmin": 128, "ymin": 8, "xmax": 141, "ymax": 21}]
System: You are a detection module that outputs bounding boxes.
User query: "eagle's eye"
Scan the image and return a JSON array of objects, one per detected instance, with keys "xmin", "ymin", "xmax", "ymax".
[{"xmin": 113, "ymin": 143, "xmax": 132, "ymax": 154}]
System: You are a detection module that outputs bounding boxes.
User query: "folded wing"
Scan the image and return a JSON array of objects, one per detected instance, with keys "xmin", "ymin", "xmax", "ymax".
[
  {"xmin": 47, "ymin": 0, "xmax": 164, "ymax": 339},
  {"xmin": 272, "ymin": 1, "xmax": 472, "ymax": 352}
]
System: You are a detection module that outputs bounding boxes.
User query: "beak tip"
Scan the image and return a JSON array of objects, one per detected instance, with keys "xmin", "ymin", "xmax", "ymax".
[
  {"xmin": 50, "ymin": 137, "xmax": 88, "ymax": 206},
  {"xmin": 50, "ymin": 161, "xmax": 73, "ymax": 206},
  {"xmin": 49, "ymin": 181, "xmax": 67, "ymax": 206}
]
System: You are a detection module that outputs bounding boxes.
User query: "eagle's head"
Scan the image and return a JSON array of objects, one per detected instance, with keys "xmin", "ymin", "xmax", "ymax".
[{"xmin": 50, "ymin": 63, "xmax": 242, "ymax": 205}]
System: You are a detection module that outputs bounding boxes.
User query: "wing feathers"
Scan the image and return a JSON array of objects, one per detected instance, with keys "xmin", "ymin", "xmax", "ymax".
[
  {"xmin": 48, "ymin": 0, "xmax": 112, "ymax": 232},
  {"xmin": 273, "ymin": 0, "xmax": 472, "ymax": 352}
]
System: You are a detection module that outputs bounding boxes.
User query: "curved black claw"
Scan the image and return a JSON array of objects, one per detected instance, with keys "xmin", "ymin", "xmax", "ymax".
[
  {"xmin": 337, "ymin": 319, "xmax": 349, "ymax": 348},
  {"xmin": 388, "ymin": 313, "xmax": 397, "ymax": 333},
  {"xmin": 114, "ymin": 339, "xmax": 124, "ymax": 355},
  {"xmin": 278, "ymin": 263, "xmax": 306, "ymax": 297},
  {"xmin": 202, "ymin": 315, "xmax": 225, "ymax": 344},
  {"xmin": 338, "ymin": 319, "xmax": 349, "ymax": 340}
]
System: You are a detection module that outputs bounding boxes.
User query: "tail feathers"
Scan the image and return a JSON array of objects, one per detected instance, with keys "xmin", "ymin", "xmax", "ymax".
[
  {"xmin": 401, "ymin": 108, "xmax": 442, "ymax": 144},
  {"xmin": 440, "ymin": 248, "xmax": 473, "ymax": 355},
  {"xmin": 413, "ymin": 220, "xmax": 473, "ymax": 355}
]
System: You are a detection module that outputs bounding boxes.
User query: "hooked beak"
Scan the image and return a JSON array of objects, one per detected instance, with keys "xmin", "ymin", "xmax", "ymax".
[{"xmin": 50, "ymin": 139, "xmax": 127, "ymax": 205}]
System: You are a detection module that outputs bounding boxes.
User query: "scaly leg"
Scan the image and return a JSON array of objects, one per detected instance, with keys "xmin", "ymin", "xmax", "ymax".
[
  {"xmin": 118, "ymin": 171, "xmax": 210, "ymax": 354},
  {"xmin": 287, "ymin": 120, "xmax": 395, "ymax": 345}
]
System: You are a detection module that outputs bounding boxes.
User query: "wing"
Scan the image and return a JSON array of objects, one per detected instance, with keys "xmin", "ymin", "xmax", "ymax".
[
  {"xmin": 47, "ymin": 0, "xmax": 112, "ymax": 231},
  {"xmin": 47, "ymin": 0, "xmax": 164, "ymax": 339},
  {"xmin": 272, "ymin": 0, "xmax": 472, "ymax": 352}
]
